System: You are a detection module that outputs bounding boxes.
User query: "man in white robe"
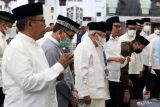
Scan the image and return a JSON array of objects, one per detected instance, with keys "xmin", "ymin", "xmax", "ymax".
[
  {"xmin": 119, "ymin": 20, "xmax": 136, "ymax": 42},
  {"xmin": 2, "ymin": 3, "xmax": 73, "ymax": 107},
  {"xmin": 74, "ymin": 22, "xmax": 110, "ymax": 107},
  {"xmin": 0, "ymin": 11, "xmax": 15, "ymax": 107}
]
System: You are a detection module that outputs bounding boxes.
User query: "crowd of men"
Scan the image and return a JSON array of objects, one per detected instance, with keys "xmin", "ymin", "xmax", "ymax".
[{"xmin": 0, "ymin": 2, "xmax": 160, "ymax": 107}]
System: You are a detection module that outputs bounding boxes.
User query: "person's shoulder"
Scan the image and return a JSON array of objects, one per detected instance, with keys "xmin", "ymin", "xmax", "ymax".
[
  {"xmin": 121, "ymin": 41, "xmax": 131, "ymax": 49},
  {"xmin": 42, "ymin": 39, "xmax": 56, "ymax": 49}
]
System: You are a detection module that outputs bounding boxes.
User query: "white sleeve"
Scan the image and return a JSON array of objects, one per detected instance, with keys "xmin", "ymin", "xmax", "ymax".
[
  {"xmin": 149, "ymin": 40, "xmax": 154, "ymax": 67},
  {"xmin": 4, "ymin": 48, "xmax": 64, "ymax": 92},
  {"xmin": 74, "ymin": 45, "xmax": 90, "ymax": 97}
]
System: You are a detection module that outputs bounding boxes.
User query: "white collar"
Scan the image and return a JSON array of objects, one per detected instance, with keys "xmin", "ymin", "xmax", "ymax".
[
  {"xmin": 110, "ymin": 34, "xmax": 119, "ymax": 40},
  {"xmin": 0, "ymin": 31, "xmax": 5, "ymax": 37},
  {"xmin": 48, "ymin": 35, "xmax": 60, "ymax": 46},
  {"xmin": 18, "ymin": 32, "xmax": 38, "ymax": 46}
]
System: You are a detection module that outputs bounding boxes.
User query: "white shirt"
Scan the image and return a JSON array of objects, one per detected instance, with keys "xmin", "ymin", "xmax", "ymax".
[
  {"xmin": 119, "ymin": 32, "xmax": 136, "ymax": 42},
  {"xmin": 74, "ymin": 36, "xmax": 108, "ymax": 99},
  {"xmin": 119, "ymin": 32, "xmax": 143, "ymax": 74},
  {"xmin": 149, "ymin": 36, "xmax": 160, "ymax": 69},
  {"xmin": 129, "ymin": 52, "xmax": 143, "ymax": 74},
  {"xmin": 104, "ymin": 35, "xmax": 121, "ymax": 82},
  {"xmin": 0, "ymin": 31, "xmax": 7, "ymax": 87},
  {"xmin": 2, "ymin": 32, "xmax": 64, "ymax": 107},
  {"xmin": 148, "ymin": 33, "xmax": 157, "ymax": 42},
  {"xmin": 140, "ymin": 31, "xmax": 150, "ymax": 66}
]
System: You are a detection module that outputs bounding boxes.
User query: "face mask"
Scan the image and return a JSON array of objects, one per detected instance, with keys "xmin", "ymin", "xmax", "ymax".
[
  {"xmin": 143, "ymin": 25, "xmax": 151, "ymax": 32},
  {"xmin": 154, "ymin": 29, "xmax": 160, "ymax": 35},
  {"xmin": 106, "ymin": 35, "xmax": 110, "ymax": 42},
  {"xmin": 4, "ymin": 27, "xmax": 12, "ymax": 34},
  {"xmin": 135, "ymin": 49, "xmax": 142, "ymax": 54},
  {"xmin": 59, "ymin": 38, "xmax": 72, "ymax": 48},
  {"xmin": 96, "ymin": 36, "xmax": 106, "ymax": 47},
  {"xmin": 128, "ymin": 30, "xmax": 136, "ymax": 37}
]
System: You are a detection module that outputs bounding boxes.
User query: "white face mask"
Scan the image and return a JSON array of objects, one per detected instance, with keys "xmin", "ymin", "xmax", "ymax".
[
  {"xmin": 4, "ymin": 27, "xmax": 12, "ymax": 34},
  {"xmin": 143, "ymin": 25, "xmax": 151, "ymax": 32},
  {"xmin": 127, "ymin": 30, "xmax": 136, "ymax": 37},
  {"xmin": 96, "ymin": 36, "xmax": 106, "ymax": 47},
  {"xmin": 154, "ymin": 29, "xmax": 160, "ymax": 35}
]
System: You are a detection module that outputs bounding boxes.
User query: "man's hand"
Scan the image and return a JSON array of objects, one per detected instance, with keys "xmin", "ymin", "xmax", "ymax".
[
  {"xmin": 71, "ymin": 91, "xmax": 79, "ymax": 107},
  {"xmin": 139, "ymin": 71, "xmax": 143, "ymax": 78},
  {"xmin": 83, "ymin": 96, "xmax": 91, "ymax": 105},
  {"xmin": 58, "ymin": 53, "xmax": 73, "ymax": 69},
  {"xmin": 128, "ymin": 79, "xmax": 133, "ymax": 88},
  {"xmin": 115, "ymin": 57, "xmax": 126, "ymax": 64},
  {"xmin": 123, "ymin": 90, "xmax": 130, "ymax": 103},
  {"xmin": 126, "ymin": 56, "xmax": 131, "ymax": 62},
  {"xmin": 56, "ymin": 73, "xmax": 64, "ymax": 81}
]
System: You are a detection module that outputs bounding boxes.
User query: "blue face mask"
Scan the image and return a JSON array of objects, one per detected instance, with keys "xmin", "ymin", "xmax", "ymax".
[{"xmin": 59, "ymin": 38, "xmax": 72, "ymax": 47}]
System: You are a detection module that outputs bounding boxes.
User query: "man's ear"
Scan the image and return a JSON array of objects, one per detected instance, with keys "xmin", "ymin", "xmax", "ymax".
[
  {"xmin": 2, "ymin": 23, "xmax": 6, "ymax": 29},
  {"xmin": 27, "ymin": 20, "xmax": 32, "ymax": 27},
  {"xmin": 59, "ymin": 29, "xmax": 63, "ymax": 35}
]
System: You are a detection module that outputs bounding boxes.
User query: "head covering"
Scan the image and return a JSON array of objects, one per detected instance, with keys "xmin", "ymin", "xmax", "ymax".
[
  {"xmin": 56, "ymin": 15, "xmax": 80, "ymax": 33},
  {"xmin": 12, "ymin": 3, "xmax": 43, "ymax": 21},
  {"xmin": 154, "ymin": 23, "xmax": 160, "ymax": 27},
  {"xmin": 106, "ymin": 20, "xmax": 112, "ymax": 31},
  {"xmin": 141, "ymin": 18, "xmax": 151, "ymax": 24},
  {"xmin": 106, "ymin": 16, "xmax": 120, "ymax": 26},
  {"xmin": 87, "ymin": 22, "xmax": 108, "ymax": 32},
  {"xmin": 0, "ymin": 11, "xmax": 15, "ymax": 23},
  {"xmin": 126, "ymin": 20, "xmax": 136, "ymax": 26},
  {"xmin": 134, "ymin": 19, "xmax": 143, "ymax": 25},
  {"xmin": 135, "ymin": 33, "xmax": 150, "ymax": 46}
]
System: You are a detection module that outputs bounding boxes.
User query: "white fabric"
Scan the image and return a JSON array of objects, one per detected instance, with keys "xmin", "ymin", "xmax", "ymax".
[
  {"xmin": 104, "ymin": 35, "xmax": 121, "ymax": 82},
  {"xmin": 129, "ymin": 52, "xmax": 143, "ymax": 74},
  {"xmin": 96, "ymin": 47, "xmax": 110, "ymax": 100},
  {"xmin": 74, "ymin": 36, "xmax": 108, "ymax": 99},
  {"xmin": 2, "ymin": 32, "xmax": 64, "ymax": 107},
  {"xmin": 0, "ymin": 32, "xmax": 7, "ymax": 87},
  {"xmin": 78, "ymin": 99, "xmax": 105, "ymax": 107},
  {"xmin": 119, "ymin": 32, "xmax": 142, "ymax": 74},
  {"xmin": 119, "ymin": 32, "xmax": 136, "ymax": 42},
  {"xmin": 148, "ymin": 33, "xmax": 158, "ymax": 42},
  {"xmin": 37, "ymin": 31, "xmax": 52, "ymax": 46},
  {"xmin": 140, "ymin": 31, "xmax": 151, "ymax": 66},
  {"xmin": 149, "ymin": 36, "xmax": 160, "ymax": 70},
  {"xmin": 81, "ymin": 31, "xmax": 89, "ymax": 41}
]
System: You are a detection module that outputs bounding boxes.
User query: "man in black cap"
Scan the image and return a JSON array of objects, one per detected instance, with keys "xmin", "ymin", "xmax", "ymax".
[
  {"xmin": 141, "ymin": 18, "xmax": 151, "ymax": 37},
  {"xmin": 139, "ymin": 18, "xmax": 151, "ymax": 99},
  {"xmin": 2, "ymin": 3, "xmax": 73, "ymax": 107},
  {"xmin": 0, "ymin": 11, "xmax": 15, "ymax": 107},
  {"xmin": 74, "ymin": 21, "xmax": 110, "ymax": 107},
  {"xmin": 41, "ymin": 15, "xmax": 80, "ymax": 107},
  {"xmin": 120, "ymin": 33, "xmax": 150, "ymax": 106},
  {"xmin": 149, "ymin": 23, "xmax": 160, "ymax": 99},
  {"xmin": 119, "ymin": 20, "xmax": 137, "ymax": 42},
  {"xmin": 134, "ymin": 19, "xmax": 143, "ymax": 34},
  {"xmin": 148, "ymin": 23, "xmax": 160, "ymax": 41},
  {"xmin": 105, "ymin": 16, "xmax": 127, "ymax": 107}
]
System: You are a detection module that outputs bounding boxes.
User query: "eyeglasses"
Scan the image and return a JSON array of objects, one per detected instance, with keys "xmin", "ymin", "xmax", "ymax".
[
  {"xmin": 63, "ymin": 30, "xmax": 74, "ymax": 39},
  {"xmin": 96, "ymin": 32, "xmax": 106, "ymax": 38},
  {"xmin": 31, "ymin": 19, "xmax": 45, "ymax": 23}
]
